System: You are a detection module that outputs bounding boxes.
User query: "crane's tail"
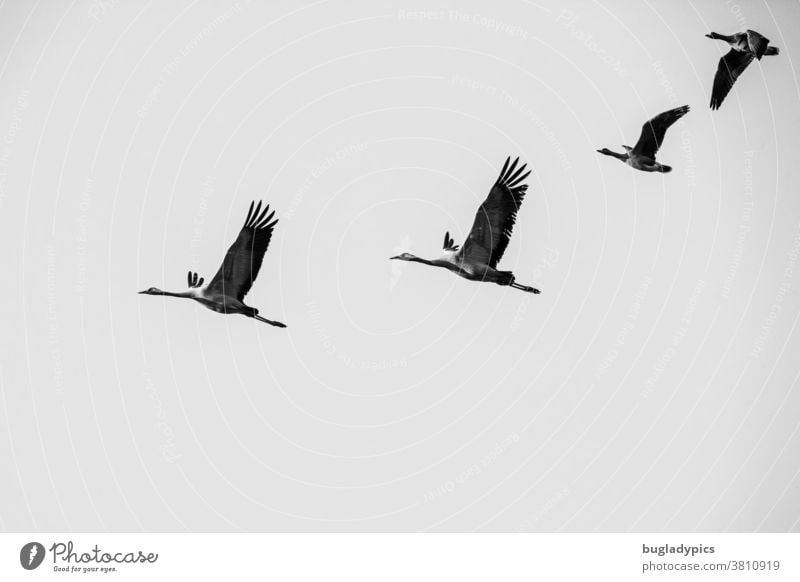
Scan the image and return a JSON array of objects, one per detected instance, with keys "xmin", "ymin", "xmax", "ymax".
[
  {"xmin": 765, "ymin": 46, "xmax": 779, "ymax": 56},
  {"xmin": 254, "ymin": 314, "xmax": 287, "ymax": 328}
]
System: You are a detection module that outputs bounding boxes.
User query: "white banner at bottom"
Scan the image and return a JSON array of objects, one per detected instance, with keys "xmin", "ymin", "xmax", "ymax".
[{"xmin": 1, "ymin": 533, "xmax": 797, "ymax": 581}]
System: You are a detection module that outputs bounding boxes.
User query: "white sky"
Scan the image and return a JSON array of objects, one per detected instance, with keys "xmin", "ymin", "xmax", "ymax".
[{"xmin": 1, "ymin": 0, "xmax": 799, "ymax": 532}]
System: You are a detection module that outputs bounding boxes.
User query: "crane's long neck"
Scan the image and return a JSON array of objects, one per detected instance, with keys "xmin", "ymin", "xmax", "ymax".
[
  {"xmin": 159, "ymin": 290, "xmax": 195, "ymax": 298},
  {"xmin": 400, "ymin": 255, "xmax": 431, "ymax": 266},
  {"xmin": 413, "ymin": 256, "xmax": 455, "ymax": 269}
]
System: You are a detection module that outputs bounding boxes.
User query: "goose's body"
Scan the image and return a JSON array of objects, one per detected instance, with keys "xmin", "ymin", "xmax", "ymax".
[
  {"xmin": 706, "ymin": 30, "xmax": 779, "ymax": 110},
  {"xmin": 140, "ymin": 201, "xmax": 286, "ymax": 327},
  {"xmin": 597, "ymin": 105, "xmax": 690, "ymax": 173},
  {"xmin": 391, "ymin": 157, "xmax": 540, "ymax": 294}
]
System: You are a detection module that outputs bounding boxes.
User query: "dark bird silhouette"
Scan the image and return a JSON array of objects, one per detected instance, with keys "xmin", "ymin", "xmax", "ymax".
[
  {"xmin": 706, "ymin": 30, "xmax": 779, "ymax": 110},
  {"xmin": 597, "ymin": 105, "xmax": 690, "ymax": 172},
  {"xmin": 391, "ymin": 157, "xmax": 540, "ymax": 293},
  {"xmin": 139, "ymin": 201, "xmax": 286, "ymax": 327}
]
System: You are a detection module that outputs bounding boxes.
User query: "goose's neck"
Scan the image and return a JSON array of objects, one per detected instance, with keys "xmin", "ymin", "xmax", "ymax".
[
  {"xmin": 709, "ymin": 32, "xmax": 734, "ymax": 42},
  {"xmin": 603, "ymin": 149, "xmax": 629, "ymax": 162}
]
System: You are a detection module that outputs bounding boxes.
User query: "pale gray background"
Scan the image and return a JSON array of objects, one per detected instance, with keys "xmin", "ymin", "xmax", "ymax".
[{"xmin": 0, "ymin": 0, "xmax": 799, "ymax": 532}]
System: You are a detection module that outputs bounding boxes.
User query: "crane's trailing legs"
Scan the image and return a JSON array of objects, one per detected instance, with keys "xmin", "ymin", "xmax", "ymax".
[
  {"xmin": 511, "ymin": 281, "xmax": 540, "ymax": 294},
  {"xmin": 254, "ymin": 314, "xmax": 287, "ymax": 327}
]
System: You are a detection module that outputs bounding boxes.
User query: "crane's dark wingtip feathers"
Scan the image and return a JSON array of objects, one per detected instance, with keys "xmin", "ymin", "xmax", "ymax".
[
  {"xmin": 497, "ymin": 157, "xmax": 530, "ymax": 190},
  {"xmin": 186, "ymin": 271, "xmax": 204, "ymax": 288},
  {"xmin": 509, "ymin": 170, "xmax": 531, "ymax": 189},
  {"xmin": 243, "ymin": 200, "xmax": 279, "ymax": 231},
  {"xmin": 499, "ymin": 156, "xmax": 511, "ymax": 179},
  {"xmin": 443, "ymin": 230, "xmax": 460, "ymax": 251}
]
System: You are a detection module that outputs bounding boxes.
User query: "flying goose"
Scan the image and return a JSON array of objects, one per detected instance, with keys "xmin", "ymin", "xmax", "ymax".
[
  {"xmin": 140, "ymin": 201, "xmax": 286, "ymax": 327},
  {"xmin": 390, "ymin": 157, "xmax": 540, "ymax": 294},
  {"xmin": 597, "ymin": 105, "xmax": 690, "ymax": 172},
  {"xmin": 706, "ymin": 30, "xmax": 779, "ymax": 110}
]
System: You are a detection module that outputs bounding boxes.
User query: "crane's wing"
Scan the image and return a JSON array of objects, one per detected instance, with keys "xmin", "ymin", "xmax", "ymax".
[
  {"xmin": 746, "ymin": 29, "xmax": 769, "ymax": 59},
  {"xmin": 631, "ymin": 105, "xmax": 690, "ymax": 158},
  {"xmin": 187, "ymin": 271, "xmax": 204, "ymax": 288},
  {"xmin": 442, "ymin": 231, "xmax": 460, "ymax": 251},
  {"xmin": 710, "ymin": 48, "xmax": 754, "ymax": 110},
  {"xmin": 206, "ymin": 201, "xmax": 278, "ymax": 301},
  {"xmin": 459, "ymin": 157, "xmax": 531, "ymax": 269}
]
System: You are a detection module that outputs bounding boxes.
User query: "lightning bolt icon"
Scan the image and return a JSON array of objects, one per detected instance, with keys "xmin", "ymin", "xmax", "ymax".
[{"xmin": 28, "ymin": 544, "xmax": 38, "ymax": 566}]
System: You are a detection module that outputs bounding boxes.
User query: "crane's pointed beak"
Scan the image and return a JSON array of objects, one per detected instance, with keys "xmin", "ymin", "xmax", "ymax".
[
  {"xmin": 704, "ymin": 33, "xmax": 713, "ymax": 39},
  {"xmin": 389, "ymin": 255, "xmax": 401, "ymax": 260},
  {"xmin": 138, "ymin": 289, "xmax": 149, "ymax": 294}
]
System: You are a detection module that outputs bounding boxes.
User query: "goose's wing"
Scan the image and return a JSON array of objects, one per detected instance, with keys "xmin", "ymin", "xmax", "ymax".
[
  {"xmin": 460, "ymin": 157, "xmax": 530, "ymax": 269},
  {"xmin": 206, "ymin": 201, "xmax": 278, "ymax": 301},
  {"xmin": 746, "ymin": 29, "xmax": 769, "ymax": 59},
  {"xmin": 631, "ymin": 105, "xmax": 690, "ymax": 158},
  {"xmin": 710, "ymin": 48, "xmax": 754, "ymax": 110}
]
